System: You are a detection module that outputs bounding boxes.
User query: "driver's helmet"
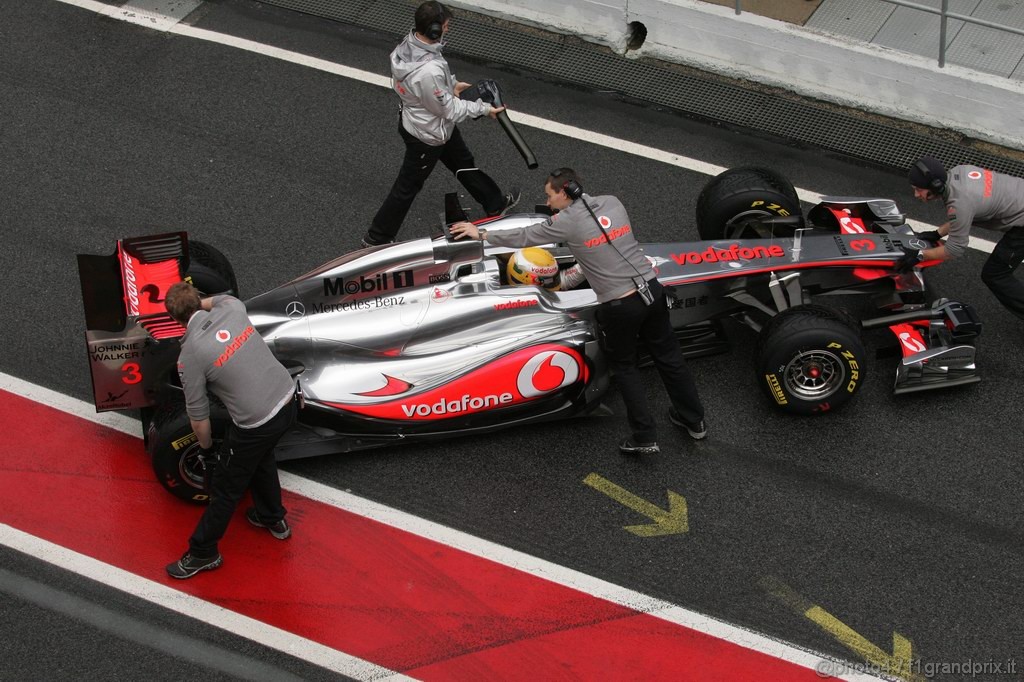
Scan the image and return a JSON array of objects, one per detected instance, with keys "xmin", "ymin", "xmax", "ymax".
[{"xmin": 507, "ymin": 247, "xmax": 561, "ymax": 290}]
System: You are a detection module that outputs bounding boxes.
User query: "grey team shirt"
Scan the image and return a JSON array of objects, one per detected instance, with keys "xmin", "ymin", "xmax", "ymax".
[
  {"xmin": 178, "ymin": 296, "xmax": 294, "ymax": 428},
  {"xmin": 944, "ymin": 164, "xmax": 1024, "ymax": 258},
  {"xmin": 485, "ymin": 193, "xmax": 654, "ymax": 303}
]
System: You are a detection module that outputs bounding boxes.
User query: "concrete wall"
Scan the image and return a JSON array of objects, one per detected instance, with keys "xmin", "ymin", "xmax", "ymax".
[
  {"xmin": 457, "ymin": 0, "xmax": 630, "ymax": 52},
  {"xmin": 450, "ymin": 0, "xmax": 1024, "ymax": 151}
]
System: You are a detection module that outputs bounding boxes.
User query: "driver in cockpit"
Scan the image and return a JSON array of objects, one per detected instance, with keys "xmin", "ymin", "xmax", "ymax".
[{"xmin": 506, "ymin": 246, "xmax": 586, "ymax": 290}]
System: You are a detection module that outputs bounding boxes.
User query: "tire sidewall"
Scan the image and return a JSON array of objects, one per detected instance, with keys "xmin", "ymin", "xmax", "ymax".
[
  {"xmin": 696, "ymin": 168, "xmax": 803, "ymax": 241},
  {"xmin": 758, "ymin": 320, "xmax": 865, "ymax": 415},
  {"xmin": 186, "ymin": 262, "xmax": 232, "ymax": 298},
  {"xmin": 147, "ymin": 404, "xmax": 227, "ymax": 503}
]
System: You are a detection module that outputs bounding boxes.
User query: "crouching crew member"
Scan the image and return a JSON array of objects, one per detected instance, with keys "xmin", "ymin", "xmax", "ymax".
[{"xmin": 164, "ymin": 282, "xmax": 297, "ymax": 579}]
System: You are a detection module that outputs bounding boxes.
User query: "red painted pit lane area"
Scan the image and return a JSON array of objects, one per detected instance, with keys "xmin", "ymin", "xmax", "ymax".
[{"xmin": 0, "ymin": 391, "xmax": 832, "ymax": 680}]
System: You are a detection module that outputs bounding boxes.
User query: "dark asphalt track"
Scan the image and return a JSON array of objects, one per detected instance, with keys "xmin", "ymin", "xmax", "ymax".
[{"xmin": 1, "ymin": 1, "xmax": 1021, "ymax": 679}]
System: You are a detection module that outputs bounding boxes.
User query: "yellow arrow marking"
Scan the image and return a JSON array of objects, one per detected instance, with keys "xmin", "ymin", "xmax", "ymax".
[
  {"xmin": 583, "ymin": 473, "xmax": 688, "ymax": 537},
  {"xmin": 761, "ymin": 577, "xmax": 924, "ymax": 682}
]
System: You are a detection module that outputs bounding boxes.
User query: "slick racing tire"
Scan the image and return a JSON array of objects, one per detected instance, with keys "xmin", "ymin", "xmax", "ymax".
[
  {"xmin": 696, "ymin": 167, "xmax": 804, "ymax": 240},
  {"xmin": 755, "ymin": 305, "xmax": 866, "ymax": 415},
  {"xmin": 148, "ymin": 401, "xmax": 225, "ymax": 504},
  {"xmin": 188, "ymin": 240, "xmax": 239, "ymax": 297}
]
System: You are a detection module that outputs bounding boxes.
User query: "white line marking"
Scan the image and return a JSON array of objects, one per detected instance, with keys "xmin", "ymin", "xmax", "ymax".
[
  {"xmin": 0, "ymin": 567, "xmax": 307, "ymax": 682},
  {"xmin": 0, "ymin": 371, "xmax": 884, "ymax": 680},
  {"xmin": 51, "ymin": 0, "xmax": 997, "ymax": 255},
  {"xmin": 0, "ymin": 525, "xmax": 409, "ymax": 681}
]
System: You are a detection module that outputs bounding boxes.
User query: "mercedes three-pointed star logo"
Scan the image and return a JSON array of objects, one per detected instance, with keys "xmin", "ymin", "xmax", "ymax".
[{"xmin": 285, "ymin": 301, "xmax": 305, "ymax": 319}]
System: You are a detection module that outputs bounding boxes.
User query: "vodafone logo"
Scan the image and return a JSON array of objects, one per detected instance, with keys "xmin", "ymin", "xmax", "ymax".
[
  {"xmin": 968, "ymin": 170, "xmax": 982, "ymax": 180},
  {"xmin": 122, "ymin": 253, "xmax": 141, "ymax": 317},
  {"xmin": 324, "ymin": 344, "xmax": 588, "ymax": 420},
  {"xmin": 516, "ymin": 350, "xmax": 581, "ymax": 398},
  {"xmin": 598, "ymin": 215, "xmax": 611, "ymax": 229},
  {"xmin": 215, "ymin": 330, "xmax": 231, "ymax": 343}
]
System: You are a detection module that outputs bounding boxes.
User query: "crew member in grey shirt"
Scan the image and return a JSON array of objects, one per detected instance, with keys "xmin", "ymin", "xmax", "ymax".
[
  {"xmin": 164, "ymin": 282, "xmax": 297, "ymax": 579},
  {"xmin": 905, "ymin": 156, "xmax": 1024, "ymax": 320},
  {"xmin": 451, "ymin": 167, "xmax": 707, "ymax": 455}
]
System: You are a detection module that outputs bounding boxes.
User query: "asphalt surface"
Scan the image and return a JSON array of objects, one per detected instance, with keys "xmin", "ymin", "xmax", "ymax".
[{"xmin": 1, "ymin": 0, "xmax": 1022, "ymax": 679}]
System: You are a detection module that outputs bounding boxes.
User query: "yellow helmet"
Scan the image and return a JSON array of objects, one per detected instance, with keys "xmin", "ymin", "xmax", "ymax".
[{"xmin": 507, "ymin": 247, "xmax": 561, "ymax": 290}]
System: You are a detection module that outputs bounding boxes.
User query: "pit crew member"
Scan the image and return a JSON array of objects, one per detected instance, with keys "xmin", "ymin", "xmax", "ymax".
[
  {"xmin": 164, "ymin": 282, "xmax": 297, "ymax": 579},
  {"xmin": 907, "ymin": 156, "xmax": 1024, "ymax": 321},
  {"xmin": 363, "ymin": 1, "xmax": 519, "ymax": 248},
  {"xmin": 451, "ymin": 167, "xmax": 707, "ymax": 455}
]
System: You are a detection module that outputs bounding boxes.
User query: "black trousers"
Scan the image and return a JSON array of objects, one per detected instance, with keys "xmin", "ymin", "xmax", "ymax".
[
  {"xmin": 189, "ymin": 400, "xmax": 296, "ymax": 558},
  {"xmin": 368, "ymin": 120, "xmax": 503, "ymax": 244},
  {"xmin": 596, "ymin": 279, "xmax": 705, "ymax": 443},
  {"xmin": 980, "ymin": 225, "xmax": 1024, "ymax": 321}
]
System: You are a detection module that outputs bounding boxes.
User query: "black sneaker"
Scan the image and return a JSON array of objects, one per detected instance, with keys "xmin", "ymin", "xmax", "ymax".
[
  {"xmin": 246, "ymin": 507, "xmax": 291, "ymax": 540},
  {"xmin": 166, "ymin": 552, "xmax": 222, "ymax": 579},
  {"xmin": 669, "ymin": 409, "xmax": 707, "ymax": 440},
  {"xmin": 618, "ymin": 438, "xmax": 660, "ymax": 455},
  {"xmin": 360, "ymin": 235, "xmax": 393, "ymax": 249},
  {"xmin": 492, "ymin": 188, "xmax": 521, "ymax": 216}
]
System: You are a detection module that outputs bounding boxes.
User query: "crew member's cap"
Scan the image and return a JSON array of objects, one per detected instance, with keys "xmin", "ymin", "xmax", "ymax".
[{"xmin": 908, "ymin": 156, "xmax": 947, "ymax": 190}]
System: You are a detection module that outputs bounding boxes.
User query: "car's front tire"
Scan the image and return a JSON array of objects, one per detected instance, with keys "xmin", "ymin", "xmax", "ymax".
[{"xmin": 755, "ymin": 305, "xmax": 866, "ymax": 415}]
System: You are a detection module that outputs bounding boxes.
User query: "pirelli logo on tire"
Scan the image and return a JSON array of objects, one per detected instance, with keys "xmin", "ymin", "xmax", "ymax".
[
  {"xmin": 171, "ymin": 432, "xmax": 198, "ymax": 451},
  {"xmin": 765, "ymin": 373, "xmax": 787, "ymax": 405}
]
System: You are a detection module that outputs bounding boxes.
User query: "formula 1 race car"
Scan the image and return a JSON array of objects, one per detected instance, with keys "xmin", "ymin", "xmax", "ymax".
[{"xmin": 77, "ymin": 167, "xmax": 982, "ymax": 501}]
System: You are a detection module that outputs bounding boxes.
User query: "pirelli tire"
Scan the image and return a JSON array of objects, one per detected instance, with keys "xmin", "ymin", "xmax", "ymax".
[
  {"xmin": 696, "ymin": 166, "xmax": 804, "ymax": 240},
  {"xmin": 147, "ymin": 401, "xmax": 227, "ymax": 504},
  {"xmin": 755, "ymin": 305, "xmax": 866, "ymax": 415},
  {"xmin": 188, "ymin": 240, "xmax": 239, "ymax": 297}
]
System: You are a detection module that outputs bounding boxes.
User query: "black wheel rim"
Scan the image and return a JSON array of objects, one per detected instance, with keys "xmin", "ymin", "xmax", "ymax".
[{"xmin": 178, "ymin": 444, "xmax": 207, "ymax": 490}]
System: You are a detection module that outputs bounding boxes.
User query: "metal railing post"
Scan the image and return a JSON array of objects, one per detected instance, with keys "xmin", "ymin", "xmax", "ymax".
[
  {"xmin": 938, "ymin": 0, "xmax": 948, "ymax": 68},
  {"xmin": 735, "ymin": 0, "xmax": 741, "ymax": 16}
]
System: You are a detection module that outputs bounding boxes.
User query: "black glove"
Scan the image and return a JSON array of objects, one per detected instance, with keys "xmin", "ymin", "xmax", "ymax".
[
  {"xmin": 916, "ymin": 230, "xmax": 943, "ymax": 244},
  {"xmin": 458, "ymin": 78, "xmax": 502, "ymax": 106},
  {"xmin": 198, "ymin": 444, "xmax": 218, "ymax": 493},
  {"xmin": 897, "ymin": 248, "xmax": 923, "ymax": 272}
]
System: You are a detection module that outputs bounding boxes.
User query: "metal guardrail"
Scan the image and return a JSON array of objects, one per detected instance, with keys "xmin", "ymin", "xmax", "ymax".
[{"xmin": 732, "ymin": 0, "xmax": 1024, "ymax": 69}]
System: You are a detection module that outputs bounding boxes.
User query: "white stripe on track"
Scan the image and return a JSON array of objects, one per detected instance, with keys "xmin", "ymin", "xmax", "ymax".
[
  {"xmin": 0, "ymin": 371, "xmax": 885, "ymax": 681},
  {"xmin": 51, "ymin": 0, "xmax": 996, "ymax": 255},
  {"xmin": 0, "ymin": 524, "xmax": 409, "ymax": 681}
]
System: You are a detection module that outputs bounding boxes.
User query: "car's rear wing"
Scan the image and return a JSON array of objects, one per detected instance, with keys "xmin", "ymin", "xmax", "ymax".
[{"xmin": 77, "ymin": 232, "xmax": 190, "ymax": 412}]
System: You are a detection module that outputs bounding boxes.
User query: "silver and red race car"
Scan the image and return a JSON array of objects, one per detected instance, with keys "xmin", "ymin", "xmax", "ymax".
[{"xmin": 77, "ymin": 168, "xmax": 981, "ymax": 501}]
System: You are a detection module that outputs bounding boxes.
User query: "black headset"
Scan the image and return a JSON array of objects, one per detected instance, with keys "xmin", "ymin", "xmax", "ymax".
[
  {"xmin": 424, "ymin": 2, "xmax": 446, "ymax": 41},
  {"xmin": 915, "ymin": 160, "xmax": 945, "ymax": 193},
  {"xmin": 550, "ymin": 168, "xmax": 583, "ymax": 200}
]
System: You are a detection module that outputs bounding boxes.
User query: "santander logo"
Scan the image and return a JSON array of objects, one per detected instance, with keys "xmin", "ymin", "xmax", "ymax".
[{"xmin": 898, "ymin": 331, "xmax": 927, "ymax": 353}]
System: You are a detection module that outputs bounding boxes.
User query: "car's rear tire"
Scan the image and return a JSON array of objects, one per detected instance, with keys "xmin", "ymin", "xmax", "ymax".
[
  {"xmin": 755, "ymin": 305, "xmax": 866, "ymax": 415},
  {"xmin": 696, "ymin": 167, "xmax": 804, "ymax": 240},
  {"xmin": 148, "ymin": 401, "xmax": 226, "ymax": 504},
  {"xmin": 188, "ymin": 240, "xmax": 238, "ymax": 297}
]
